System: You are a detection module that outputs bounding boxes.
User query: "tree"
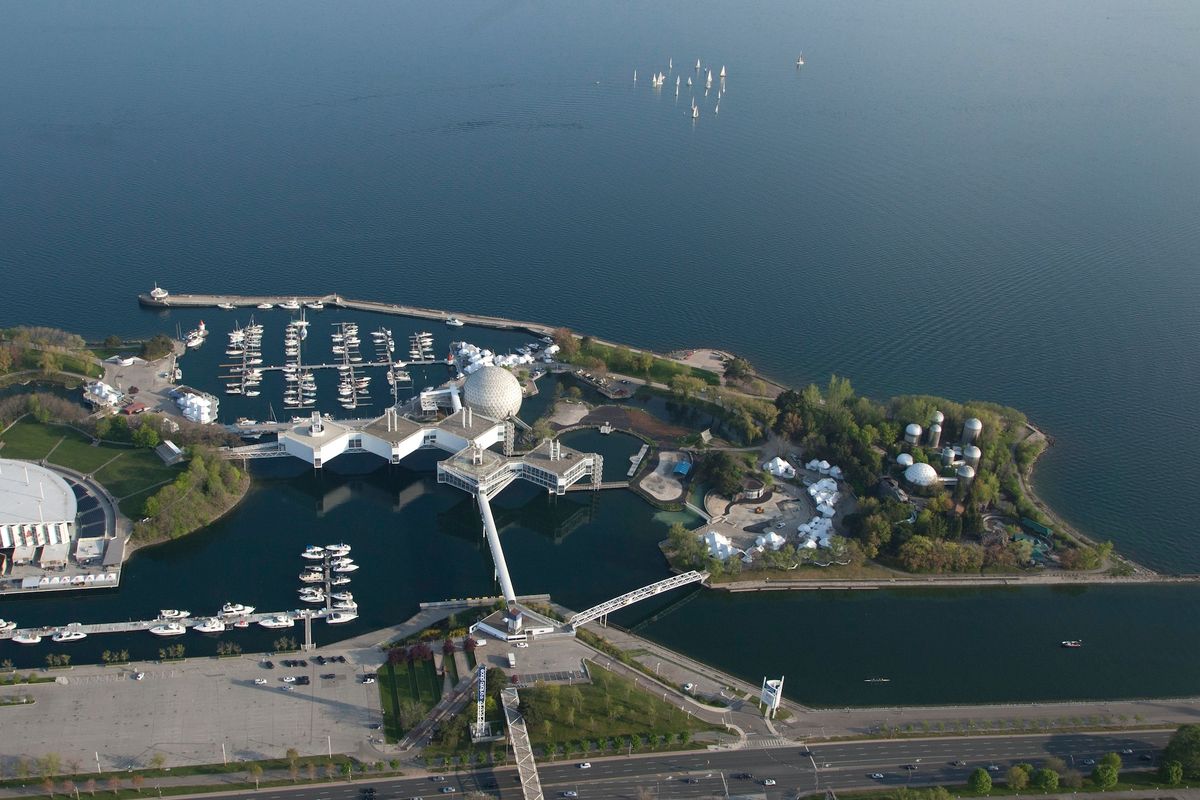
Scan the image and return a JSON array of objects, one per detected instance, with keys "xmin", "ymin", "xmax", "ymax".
[
  {"xmin": 1163, "ymin": 724, "xmax": 1200, "ymax": 779},
  {"xmin": 967, "ymin": 768, "xmax": 991, "ymax": 793},
  {"xmin": 132, "ymin": 425, "xmax": 159, "ymax": 449},
  {"xmin": 247, "ymin": 763, "xmax": 263, "ymax": 789},
  {"xmin": 130, "ymin": 774, "xmax": 144, "ymax": 794},
  {"xmin": 62, "ymin": 781, "xmax": 76, "ymax": 798},
  {"xmin": 1099, "ymin": 751, "xmax": 1122, "ymax": 772},
  {"xmin": 1032, "ymin": 768, "xmax": 1059, "ymax": 792},
  {"xmin": 149, "ymin": 753, "xmax": 166, "ymax": 771},
  {"xmin": 39, "ymin": 350, "xmax": 61, "ymax": 375},
  {"xmin": 41, "ymin": 779, "xmax": 55, "ymax": 798},
  {"xmin": 553, "ymin": 329, "xmax": 579, "ymax": 361},
  {"xmin": 1161, "ymin": 760, "xmax": 1184, "ymax": 785},
  {"xmin": 1005, "ymin": 765, "xmax": 1029, "ymax": 790},
  {"xmin": 106, "ymin": 778, "xmax": 121, "ymax": 796},
  {"xmin": 103, "ymin": 335, "xmax": 123, "ymax": 348},
  {"xmin": 970, "ymin": 471, "xmax": 1000, "ymax": 509},
  {"xmin": 1092, "ymin": 763, "xmax": 1118, "ymax": 790}
]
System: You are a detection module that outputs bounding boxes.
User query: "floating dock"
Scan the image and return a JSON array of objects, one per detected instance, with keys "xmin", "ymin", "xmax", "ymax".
[{"xmin": 0, "ymin": 608, "xmax": 345, "ymax": 642}]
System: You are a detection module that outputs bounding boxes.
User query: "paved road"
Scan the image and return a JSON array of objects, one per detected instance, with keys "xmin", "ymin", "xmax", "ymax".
[{"xmin": 174, "ymin": 730, "xmax": 1171, "ymax": 800}]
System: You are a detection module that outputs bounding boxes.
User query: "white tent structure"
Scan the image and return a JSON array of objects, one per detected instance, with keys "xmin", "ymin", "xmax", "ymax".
[
  {"xmin": 763, "ymin": 456, "xmax": 796, "ymax": 479},
  {"xmin": 701, "ymin": 530, "xmax": 742, "ymax": 561},
  {"xmin": 797, "ymin": 516, "xmax": 834, "ymax": 549},
  {"xmin": 755, "ymin": 531, "xmax": 786, "ymax": 551}
]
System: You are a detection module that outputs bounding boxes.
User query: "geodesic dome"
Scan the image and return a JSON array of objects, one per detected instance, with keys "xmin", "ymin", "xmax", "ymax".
[{"xmin": 462, "ymin": 366, "xmax": 522, "ymax": 420}]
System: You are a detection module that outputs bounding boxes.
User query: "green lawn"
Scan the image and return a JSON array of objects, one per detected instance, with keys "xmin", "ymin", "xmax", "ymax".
[
  {"xmin": 378, "ymin": 658, "xmax": 445, "ymax": 742},
  {"xmin": 521, "ymin": 661, "xmax": 720, "ymax": 747},
  {"xmin": 0, "ymin": 421, "xmax": 181, "ymax": 517}
]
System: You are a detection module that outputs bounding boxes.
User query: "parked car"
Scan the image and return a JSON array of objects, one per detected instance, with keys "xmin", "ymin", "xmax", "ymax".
[
  {"xmin": 761, "ymin": 779, "xmax": 776, "ymax": 786},
  {"xmin": 439, "ymin": 788, "xmax": 456, "ymax": 794}
]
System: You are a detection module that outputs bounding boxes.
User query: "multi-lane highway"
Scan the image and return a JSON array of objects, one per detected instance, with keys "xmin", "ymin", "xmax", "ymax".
[{"xmin": 213, "ymin": 731, "xmax": 1170, "ymax": 800}]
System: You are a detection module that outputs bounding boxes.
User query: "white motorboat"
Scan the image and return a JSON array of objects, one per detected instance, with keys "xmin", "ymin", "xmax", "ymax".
[
  {"xmin": 333, "ymin": 601, "xmax": 358, "ymax": 611},
  {"xmin": 52, "ymin": 628, "xmax": 87, "ymax": 642},
  {"xmin": 257, "ymin": 302, "xmax": 273, "ymax": 309},
  {"xmin": 280, "ymin": 299, "xmax": 301, "ymax": 311},
  {"xmin": 159, "ymin": 609, "xmax": 190, "ymax": 620},
  {"xmin": 331, "ymin": 576, "xmax": 352, "ymax": 586},
  {"xmin": 305, "ymin": 301, "xmax": 324, "ymax": 310},
  {"xmin": 333, "ymin": 562, "xmax": 360, "ymax": 573},
  {"xmin": 193, "ymin": 618, "xmax": 226, "ymax": 634},
  {"xmin": 299, "ymin": 593, "xmax": 326, "ymax": 605},
  {"xmin": 217, "ymin": 302, "xmax": 235, "ymax": 310},
  {"xmin": 325, "ymin": 543, "xmax": 351, "ymax": 555},
  {"xmin": 12, "ymin": 632, "xmax": 42, "ymax": 645},
  {"xmin": 258, "ymin": 615, "xmax": 294, "ymax": 629},
  {"xmin": 325, "ymin": 611, "xmax": 358, "ymax": 624},
  {"xmin": 149, "ymin": 622, "xmax": 187, "ymax": 637},
  {"xmin": 299, "ymin": 571, "xmax": 324, "ymax": 583},
  {"xmin": 446, "ymin": 317, "xmax": 464, "ymax": 327},
  {"xmin": 0, "ymin": 619, "xmax": 16, "ymax": 632},
  {"xmin": 332, "ymin": 592, "xmax": 354, "ymax": 602},
  {"xmin": 220, "ymin": 603, "xmax": 255, "ymax": 617}
]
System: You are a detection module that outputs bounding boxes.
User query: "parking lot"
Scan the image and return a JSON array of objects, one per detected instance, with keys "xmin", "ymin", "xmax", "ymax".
[{"xmin": 3, "ymin": 646, "xmax": 387, "ymax": 768}]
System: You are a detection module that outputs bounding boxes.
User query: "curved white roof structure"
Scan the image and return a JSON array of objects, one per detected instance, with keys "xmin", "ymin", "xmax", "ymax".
[
  {"xmin": 903, "ymin": 462, "xmax": 939, "ymax": 487},
  {"xmin": 905, "ymin": 423, "xmax": 923, "ymax": 438},
  {"xmin": 896, "ymin": 453, "xmax": 914, "ymax": 467},
  {"xmin": 957, "ymin": 464, "xmax": 976, "ymax": 480},
  {"xmin": 462, "ymin": 366, "xmax": 522, "ymax": 420},
  {"xmin": 964, "ymin": 444, "xmax": 982, "ymax": 460},
  {"xmin": 0, "ymin": 459, "xmax": 76, "ymax": 548},
  {"xmin": 964, "ymin": 417, "xmax": 983, "ymax": 433}
]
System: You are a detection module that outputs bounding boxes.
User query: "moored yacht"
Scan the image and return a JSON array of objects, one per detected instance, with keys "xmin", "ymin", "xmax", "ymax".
[
  {"xmin": 446, "ymin": 317, "xmax": 464, "ymax": 327},
  {"xmin": 258, "ymin": 615, "xmax": 294, "ymax": 629},
  {"xmin": 217, "ymin": 302, "xmax": 236, "ymax": 310},
  {"xmin": 300, "ymin": 570, "xmax": 325, "ymax": 583},
  {"xmin": 193, "ymin": 617, "xmax": 226, "ymax": 634},
  {"xmin": 325, "ymin": 543, "xmax": 351, "ymax": 556},
  {"xmin": 149, "ymin": 622, "xmax": 187, "ymax": 637},
  {"xmin": 332, "ymin": 592, "xmax": 354, "ymax": 602},
  {"xmin": 257, "ymin": 302, "xmax": 273, "ymax": 309},
  {"xmin": 0, "ymin": 619, "xmax": 16, "ymax": 632},
  {"xmin": 325, "ymin": 610, "xmax": 358, "ymax": 624},
  {"xmin": 52, "ymin": 627, "xmax": 87, "ymax": 642},
  {"xmin": 331, "ymin": 576, "xmax": 352, "ymax": 586},
  {"xmin": 305, "ymin": 300, "xmax": 325, "ymax": 310},
  {"xmin": 280, "ymin": 299, "xmax": 301, "ymax": 311},
  {"xmin": 1061, "ymin": 640, "xmax": 1083, "ymax": 648},
  {"xmin": 333, "ymin": 562, "xmax": 360, "ymax": 573},
  {"xmin": 12, "ymin": 632, "xmax": 42, "ymax": 645},
  {"xmin": 301, "ymin": 545, "xmax": 325, "ymax": 559},
  {"xmin": 159, "ymin": 609, "xmax": 190, "ymax": 620},
  {"xmin": 220, "ymin": 603, "xmax": 255, "ymax": 617}
]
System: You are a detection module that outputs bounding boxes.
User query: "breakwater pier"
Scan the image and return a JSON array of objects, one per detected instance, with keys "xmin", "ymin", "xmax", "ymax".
[{"xmin": 139, "ymin": 290, "xmax": 558, "ymax": 339}]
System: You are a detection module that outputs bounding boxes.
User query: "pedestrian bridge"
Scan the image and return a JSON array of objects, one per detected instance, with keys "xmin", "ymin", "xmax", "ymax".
[{"xmin": 566, "ymin": 571, "xmax": 708, "ymax": 629}]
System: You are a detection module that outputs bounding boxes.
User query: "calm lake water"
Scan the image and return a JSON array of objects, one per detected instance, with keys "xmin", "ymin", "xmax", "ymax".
[{"xmin": 1, "ymin": 0, "xmax": 1199, "ymax": 704}]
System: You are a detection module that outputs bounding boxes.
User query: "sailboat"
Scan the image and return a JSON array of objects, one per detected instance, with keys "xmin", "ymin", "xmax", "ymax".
[
  {"xmin": 719, "ymin": 65, "xmax": 726, "ymax": 78},
  {"xmin": 796, "ymin": 52, "xmax": 805, "ymax": 67},
  {"xmin": 695, "ymin": 58, "xmax": 701, "ymax": 70}
]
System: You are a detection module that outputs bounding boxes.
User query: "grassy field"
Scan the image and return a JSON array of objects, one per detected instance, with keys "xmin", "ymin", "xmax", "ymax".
[
  {"xmin": 378, "ymin": 659, "xmax": 444, "ymax": 742},
  {"xmin": 0, "ymin": 420, "xmax": 181, "ymax": 517},
  {"xmin": 521, "ymin": 661, "xmax": 719, "ymax": 747}
]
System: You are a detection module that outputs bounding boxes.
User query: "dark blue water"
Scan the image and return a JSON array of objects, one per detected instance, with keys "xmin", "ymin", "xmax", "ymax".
[{"xmin": 2, "ymin": 1, "xmax": 1200, "ymax": 703}]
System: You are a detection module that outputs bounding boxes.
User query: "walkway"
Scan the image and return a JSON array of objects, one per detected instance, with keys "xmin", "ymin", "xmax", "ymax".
[{"xmin": 501, "ymin": 687, "xmax": 546, "ymax": 800}]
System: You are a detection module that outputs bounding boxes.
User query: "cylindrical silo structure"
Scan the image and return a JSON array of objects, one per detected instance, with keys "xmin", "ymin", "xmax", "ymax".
[
  {"xmin": 927, "ymin": 423, "xmax": 942, "ymax": 449},
  {"xmin": 904, "ymin": 423, "xmax": 923, "ymax": 445},
  {"xmin": 963, "ymin": 444, "xmax": 981, "ymax": 470},
  {"xmin": 955, "ymin": 464, "xmax": 976, "ymax": 498},
  {"xmin": 941, "ymin": 446, "xmax": 956, "ymax": 467},
  {"xmin": 931, "ymin": 410, "xmax": 945, "ymax": 427},
  {"xmin": 962, "ymin": 417, "xmax": 983, "ymax": 445},
  {"xmin": 896, "ymin": 453, "xmax": 914, "ymax": 468}
]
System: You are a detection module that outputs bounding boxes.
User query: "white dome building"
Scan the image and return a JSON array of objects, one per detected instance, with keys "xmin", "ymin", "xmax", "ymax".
[
  {"xmin": 462, "ymin": 366, "xmax": 523, "ymax": 420},
  {"xmin": 904, "ymin": 423, "xmax": 923, "ymax": 445},
  {"xmin": 896, "ymin": 453, "xmax": 914, "ymax": 467},
  {"xmin": 903, "ymin": 462, "xmax": 939, "ymax": 487}
]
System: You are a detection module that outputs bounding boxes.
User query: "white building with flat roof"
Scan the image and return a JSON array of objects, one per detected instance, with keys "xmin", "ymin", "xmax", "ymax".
[{"xmin": 0, "ymin": 459, "xmax": 76, "ymax": 564}]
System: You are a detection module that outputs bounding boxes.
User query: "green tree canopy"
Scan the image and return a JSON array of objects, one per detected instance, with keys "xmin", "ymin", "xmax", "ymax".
[
  {"xmin": 1163, "ymin": 724, "xmax": 1200, "ymax": 779},
  {"xmin": 967, "ymin": 768, "xmax": 992, "ymax": 793}
]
